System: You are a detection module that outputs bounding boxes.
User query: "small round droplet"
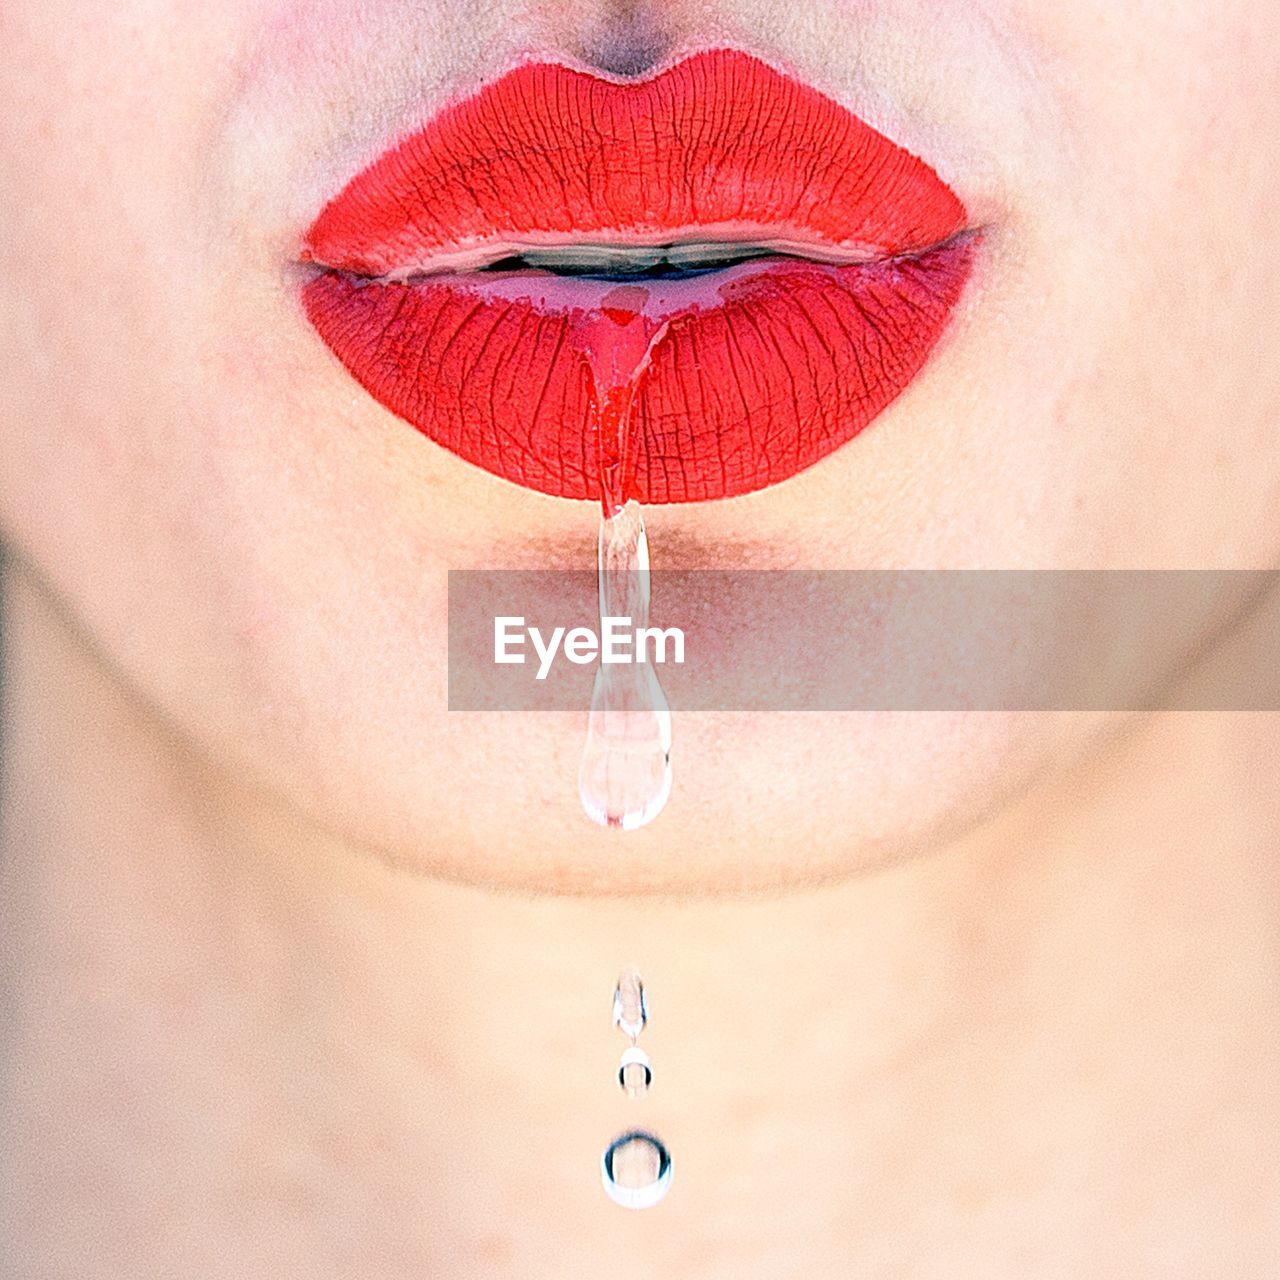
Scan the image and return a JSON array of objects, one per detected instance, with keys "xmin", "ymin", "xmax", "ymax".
[
  {"xmin": 618, "ymin": 1046, "xmax": 652, "ymax": 1097},
  {"xmin": 601, "ymin": 1131, "xmax": 672, "ymax": 1209},
  {"xmin": 612, "ymin": 967, "xmax": 647, "ymax": 1042}
]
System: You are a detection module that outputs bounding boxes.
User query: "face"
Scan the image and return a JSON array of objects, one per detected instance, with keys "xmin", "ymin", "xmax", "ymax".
[{"xmin": 3, "ymin": 0, "xmax": 1278, "ymax": 894}]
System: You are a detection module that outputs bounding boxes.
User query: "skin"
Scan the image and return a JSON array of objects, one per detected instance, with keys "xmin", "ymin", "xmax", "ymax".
[{"xmin": 2, "ymin": 1, "xmax": 1280, "ymax": 1274}]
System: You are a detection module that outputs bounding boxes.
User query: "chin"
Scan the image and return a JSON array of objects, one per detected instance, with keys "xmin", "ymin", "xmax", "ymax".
[{"xmin": 262, "ymin": 705, "xmax": 1090, "ymax": 898}]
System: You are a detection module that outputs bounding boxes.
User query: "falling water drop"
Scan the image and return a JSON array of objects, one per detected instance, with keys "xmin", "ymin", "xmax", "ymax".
[
  {"xmin": 601, "ymin": 1131, "xmax": 673, "ymax": 1209},
  {"xmin": 602, "ymin": 969, "xmax": 667, "ymax": 1204},
  {"xmin": 611, "ymin": 966, "xmax": 648, "ymax": 1041},
  {"xmin": 570, "ymin": 285, "xmax": 675, "ymax": 832},
  {"xmin": 618, "ymin": 1047, "xmax": 653, "ymax": 1097},
  {"xmin": 578, "ymin": 502, "xmax": 673, "ymax": 830}
]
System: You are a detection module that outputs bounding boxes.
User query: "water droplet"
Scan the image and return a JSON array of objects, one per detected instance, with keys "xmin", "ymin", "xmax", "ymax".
[
  {"xmin": 618, "ymin": 1046, "xmax": 652, "ymax": 1097},
  {"xmin": 612, "ymin": 966, "xmax": 648, "ymax": 1041},
  {"xmin": 578, "ymin": 502, "xmax": 673, "ymax": 830},
  {"xmin": 570, "ymin": 301, "xmax": 674, "ymax": 832},
  {"xmin": 601, "ymin": 1131, "xmax": 672, "ymax": 1209}
]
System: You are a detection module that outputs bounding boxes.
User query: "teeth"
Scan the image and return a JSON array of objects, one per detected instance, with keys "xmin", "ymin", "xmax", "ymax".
[
  {"xmin": 510, "ymin": 241, "xmax": 777, "ymax": 274},
  {"xmin": 663, "ymin": 242, "xmax": 775, "ymax": 269}
]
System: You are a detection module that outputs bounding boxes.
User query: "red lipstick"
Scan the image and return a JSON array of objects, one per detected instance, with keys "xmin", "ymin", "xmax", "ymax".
[{"xmin": 301, "ymin": 49, "xmax": 974, "ymax": 505}]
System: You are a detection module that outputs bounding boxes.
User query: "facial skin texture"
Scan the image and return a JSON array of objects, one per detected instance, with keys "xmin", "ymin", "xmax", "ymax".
[
  {"xmin": 4, "ymin": 3, "xmax": 1280, "ymax": 1275},
  {"xmin": 2, "ymin": 1, "xmax": 1280, "ymax": 894}
]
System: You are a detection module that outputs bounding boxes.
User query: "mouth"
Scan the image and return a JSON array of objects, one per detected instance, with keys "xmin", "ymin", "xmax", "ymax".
[{"xmin": 300, "ymin": 48, "xmax": 976, "ymax": 505}]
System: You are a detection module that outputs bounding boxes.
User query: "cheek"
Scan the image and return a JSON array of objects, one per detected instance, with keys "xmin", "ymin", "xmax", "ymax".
[
  {"xmin": 972, "ymin": 1, "xmax": 1280, "ymax": 569},
  {"xmin": 0, "ymin": 5, "xmax": 253, "ymax": 643}
]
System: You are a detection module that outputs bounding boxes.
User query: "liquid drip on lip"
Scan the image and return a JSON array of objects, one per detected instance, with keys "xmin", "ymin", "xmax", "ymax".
[
  {"xmin": 575, "ymin": 287, "xmax": 674, "ymax": 831},
  {"xmin": 571, "ymin": 284, "xmax": 668, "ymax": 518}
]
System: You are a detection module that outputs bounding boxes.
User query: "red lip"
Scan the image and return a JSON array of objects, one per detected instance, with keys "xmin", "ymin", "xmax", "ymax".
[{"xmin": 301, "ymin": 49, "xmax": 974, "ymax": 505}]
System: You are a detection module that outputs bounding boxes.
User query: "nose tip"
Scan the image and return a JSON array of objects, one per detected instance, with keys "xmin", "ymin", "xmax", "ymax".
[{"xmin": 574, "ymin": 1, "xmax": 676, "ymax": 77}]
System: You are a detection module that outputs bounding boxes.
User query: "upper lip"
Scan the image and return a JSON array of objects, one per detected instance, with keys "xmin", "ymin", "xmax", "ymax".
[
  {"xmin": 299, "ymin": 48, "xmax": 976, "ymax": 506},
  {"xmin": 301, "ymin": 48, "xmax": 968, "ymax": 278}
]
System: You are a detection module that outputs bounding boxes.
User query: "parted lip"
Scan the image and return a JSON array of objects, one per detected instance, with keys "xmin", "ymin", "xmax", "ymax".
[{"xmin": 300, "ymin": 48, "xmax": 976, "ymax": 505}]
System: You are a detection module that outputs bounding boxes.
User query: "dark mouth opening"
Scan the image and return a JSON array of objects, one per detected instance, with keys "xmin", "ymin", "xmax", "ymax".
[
  {"xmin": 477, "ymin": 256, "xmax": 760, "ymax": 281},
  {"xmin": 474, "ymin": 242, "xmax": 784, "ymax": 283}
]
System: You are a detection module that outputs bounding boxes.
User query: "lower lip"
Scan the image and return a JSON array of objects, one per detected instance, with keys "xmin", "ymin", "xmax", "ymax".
[{"xmin": 302, "ymin": 235, "xmax": 974, "ymax": 505}]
